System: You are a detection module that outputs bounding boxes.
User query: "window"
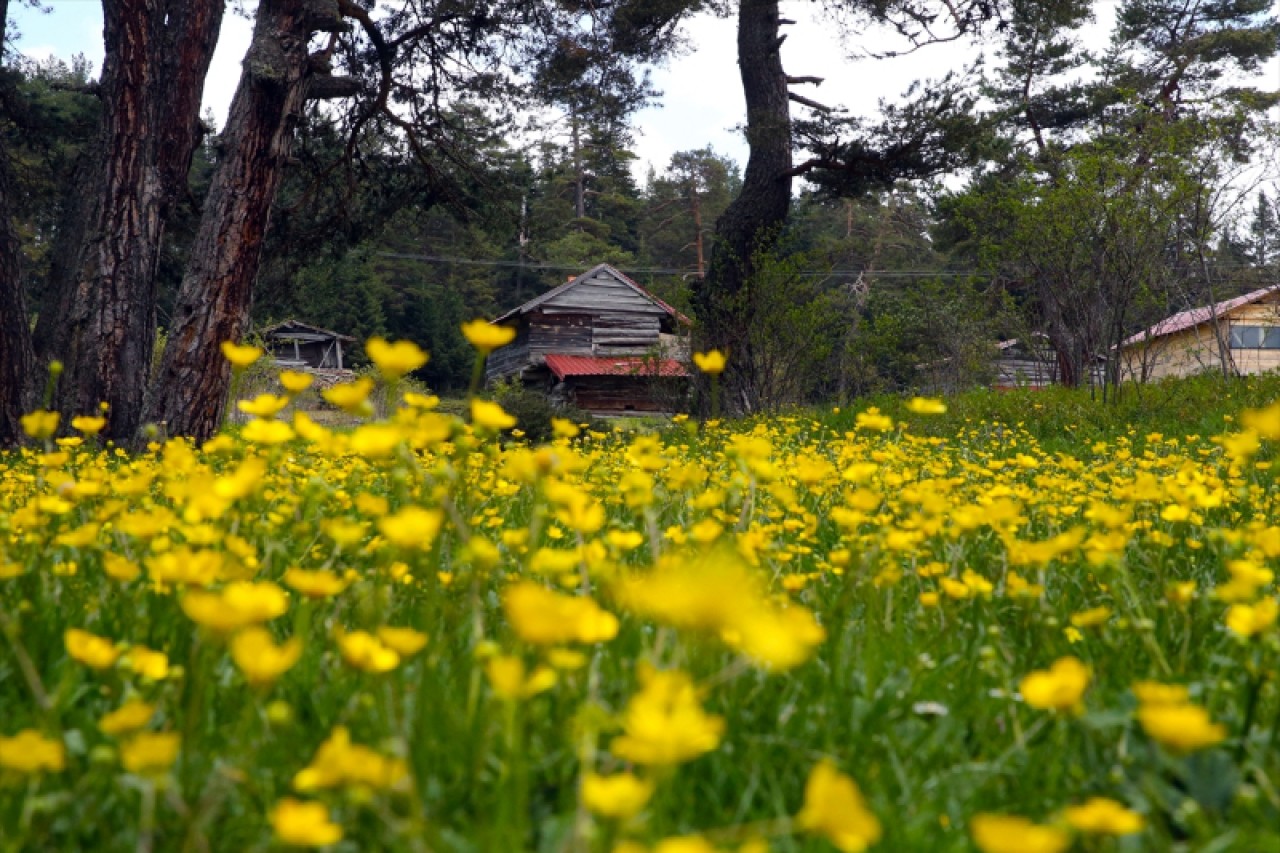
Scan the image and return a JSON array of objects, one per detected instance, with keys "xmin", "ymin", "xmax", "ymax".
[{"xmin": 1229, "ymin": 325, "xmax": 1280, "ymax": 349}]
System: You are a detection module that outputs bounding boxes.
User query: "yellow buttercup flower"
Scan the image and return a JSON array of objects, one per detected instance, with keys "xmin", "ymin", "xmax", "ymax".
[
  {"xmin": 336, "ymin": 630, "xmax": 401, "ymax": 673},
  {"xmin": 180, "ymin": 582, "xmax": 289, "ymax": 633},
  {"xmin": 321, "ymin": 377, "xmax": 375, "ymax": 415},
  {"xmin": 240, "ymin": 417, "xmax": 296, "ymax": 445},
  {"xmin": 283, "ymin": 568, "xmax": 349, "ymax": 599},
  {"xmin": 237, "ymin": 394, "xmax": 290, "ymax": 418},
  {"xmin": 293, "ymin": 726, "xmax": 408, "ymax": 791},
  {"xmin": 270, "ymin": 798, "xmax": 343, "ymax": 847},
  {"xmin": 1137, "ymin": 702, "xmax": 1226, "ymax": 752},
  {"xmin": 485, "ymin": 654, "xmax": 557, "ymax": 700},
  {"xmin": 1063, "ymin": 797, "xmax": 1145, "ymax": 835},
  {"xmin": 582, "ymin": 771, "xmax": 654, "ymax": 820},
  {"xmin": 220, "ymin": 340, "xmax": 263, "ymax": 368},
  {"xmin": 120, "ymin": 731, "xmax": 181, "ymax": 775},
  {"xmin": 65, "ymin": 628, "xmax": 121, "ymax": 669},
  {"xmin": 70, "ymin": 415, "xmax": 107, "ymax": 435},
  {"xmin": 795, "ymin": 760, "xmax": 883, "ymax": 852},
  {"xmin": 0, "ymin": 730, "xmax": 66, "ymax": 773},
  {"xmin": 1226, "ymin": 597, "xmax": 1278, "ymax": 638},
  {"xmin": 610, "ymin": 666, "xmax": 724, "ymax": 766},
  {"xmin": 461, "ymin": 319, "xmax": 516, "ymax": 353},
  {"xmin": 692, "ymin": 350, "xmax": 726, "ymax": 375},
  {"xmin": 375, "ymin": 626, "xmax": 429, "ymax": 657},
  {"xmin": 470, "ymin": 399, "xmax": 517, "ymax": 430},
  {"xmin": 231, "ymin": 627, "xmax": 302, "ymax": 687},
  {"xmin": 99, "ymin": 699, "xmax": 156, "ymax": 736},
  {"xmin": 366, "ymin": 337, "xmax": 428, "ymax": 379},
  {"xmin": 971, "ymin": 814, "xmax": 1070, "ymax": 853},
  {"xmin": 378, "ymin": 506, "xmax": 444, "ymax": 550},
  {"xmin": 503, "ymin": 581, "xmax": 618, "ymax": 645},
  {"xmin": 905, "ymin": 397, "xmax": 947, "ymax": 415},
  {"xmin": 21, "ymin": 409, "xmax": 60, "ymax": 440},
  {"xmin": 1019, "ymin": 656, "xmax": 1090, "ymax": 714},
  {"xmin": 279, "ymin": 370, "xmax": 314, "ymax": 393}
]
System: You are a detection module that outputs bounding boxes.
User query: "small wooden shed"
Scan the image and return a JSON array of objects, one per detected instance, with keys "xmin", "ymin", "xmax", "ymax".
[
  {"xmin": 260, "ymin": 320, "xmax": 354, "ymax": 370},
  {"xmin": 485, "ymin": 264, "xmax": 691, "ymax": 415}
]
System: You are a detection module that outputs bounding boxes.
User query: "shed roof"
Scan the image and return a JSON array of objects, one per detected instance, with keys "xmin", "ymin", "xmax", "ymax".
[
  {"xmin": 545, "ymin": 354, "xmax": 689, "ymax": 380},
  {"xmin": 258, "ymin": 319, "xmax": 356, "ymax": 342},
  {"xmin": 493, "ymin": 263, "xmax": 691, "ymax": 325},
  {"xmin": 1123, "ymin": 286, "xmax": 1280, "ymax": 347}
]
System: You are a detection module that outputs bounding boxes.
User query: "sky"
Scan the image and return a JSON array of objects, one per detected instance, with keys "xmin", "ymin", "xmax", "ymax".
[{"xmin": 9, "ymin": 0, "xmax": 1280, "ymax": 181}]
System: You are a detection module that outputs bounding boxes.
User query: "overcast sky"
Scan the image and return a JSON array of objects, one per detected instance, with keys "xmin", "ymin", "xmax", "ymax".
[{"xmin": 10, "ymin": 0, "xmax": 1280, "ymax": 180}]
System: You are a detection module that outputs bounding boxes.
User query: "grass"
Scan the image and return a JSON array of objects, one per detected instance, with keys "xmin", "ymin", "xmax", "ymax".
[{"xmin": 1, "ymin": 369, "xmax": 1279, "ymax": 851}]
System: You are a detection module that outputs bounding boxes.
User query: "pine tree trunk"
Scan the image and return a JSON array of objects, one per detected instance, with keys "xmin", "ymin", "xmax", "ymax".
[
  {"xmin": 0, "ymin": 0, "xmax": 37, "ymax": 444},
  {"xmin": 32, "ymin": 0, "xmax": 223, "ymax": 442},
  {"xmin": 148, "ymin": 0, "xmax": 343, "ymax": 442},
  {"xmin": 694, "ymin": 0, "xmax": 792, "ymax": 414}
]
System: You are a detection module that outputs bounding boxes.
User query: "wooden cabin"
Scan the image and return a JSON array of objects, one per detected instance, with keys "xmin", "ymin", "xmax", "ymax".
[
  {"xmin": 259, "ymin": 320, "xmax": 354, "ymax": 370},
  {"xmin": 994, "ymin": 334, "xmax": 1059, "ymax": 389},
  {"xmin": 1120, "ymin": 285, "xmax": 1280, "ymax": 381},
  {"xmin": 485, "ymin": 264, "xmax": 691, "ymax": 416}
]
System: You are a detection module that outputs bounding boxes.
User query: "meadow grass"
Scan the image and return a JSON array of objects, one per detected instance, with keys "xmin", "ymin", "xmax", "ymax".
[{"xmin": 2, "ymin": 364, "xmax": 1280, "ymax": 852}]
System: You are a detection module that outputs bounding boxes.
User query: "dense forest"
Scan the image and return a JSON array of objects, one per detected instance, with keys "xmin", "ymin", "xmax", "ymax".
[{"xmin": 1, "ymin": 0, "xmax": 1277, "ymax": 442}]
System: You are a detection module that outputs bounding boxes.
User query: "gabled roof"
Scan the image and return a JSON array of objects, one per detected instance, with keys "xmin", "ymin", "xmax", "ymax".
[
  {"xmin": 545, "ymin": 354, "xmax": 688, "ymax": 380},
  {"xmin": 493, "ymin": 263, "xmax": 691, "ymax": 325},
  {"xmin": 1123, "ymin": 285, "xmax": 1280, "ymax": 347},
  {"xmin": 258, "ymin": 319, "xmax": 356, "ymax": 342}
]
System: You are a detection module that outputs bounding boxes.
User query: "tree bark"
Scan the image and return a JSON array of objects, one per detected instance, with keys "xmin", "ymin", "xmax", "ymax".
[
  {"xmin": 33, "ymin": 0, "xmax": 223, "ymax": 442},
  {"xmin": 0, "ymin": 0, "xmax": 36, "ymax": 444},
  {"xmin": 148, "ymin": 0, "xmax": 344, "ymax": 442},
  {"xmin": 693, "ymin": 0, "xmax": 792, "ymax": 413}
]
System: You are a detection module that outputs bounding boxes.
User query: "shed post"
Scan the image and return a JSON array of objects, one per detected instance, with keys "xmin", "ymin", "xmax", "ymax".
[{"xmin": 336, "ymin": 340, "xmax": 344, "ymax": 370}]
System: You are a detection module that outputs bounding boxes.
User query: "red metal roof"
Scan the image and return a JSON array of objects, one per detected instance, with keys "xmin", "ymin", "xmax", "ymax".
[
  {"xmin": 545, "ymin": 354, "xmax": 689, "ymax": 380},
  {"xmin": 1123, "ymin": 285, "xmax": 1280, "ymax": 347}
]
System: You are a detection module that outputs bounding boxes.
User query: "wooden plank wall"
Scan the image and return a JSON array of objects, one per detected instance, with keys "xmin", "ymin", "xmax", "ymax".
[{"xmin": 542, "ymin": 272, "xmax": 669, "ymax": 316}]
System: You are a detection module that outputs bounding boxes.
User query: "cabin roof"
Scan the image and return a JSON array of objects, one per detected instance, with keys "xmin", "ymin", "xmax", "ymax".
[
  {"xmin": 545, "ymin": 354, "xmax": 689, "ymax": 380},
  {"xmin": 493, "ymin": 263, "xmax": 691, "ymax": 325},
  {"xmin": 258, "ymin": 319, "xmax": 356, "ymax": 342},
  {"xmin": 1122, "ymin": 285, "xmax": 1280, "ymax": 347}
]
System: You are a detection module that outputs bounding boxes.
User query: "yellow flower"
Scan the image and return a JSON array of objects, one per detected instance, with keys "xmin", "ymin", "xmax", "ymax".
[
  {"xmin": 366, "ymin": 337, "xmax": 429, "ymax": 379},
  {"xmin": 122, "ymin": 646, "xmax": 171, "ymax": 680},
  {"xmin": 1226, "ymin": 598, "xmax": 1278, "ymax": 638},
  {"xmin": 237, "ymin": 393, "xmax": 290, "ymax": 418},
  {"xmin": 854, "ymin": 407, "xmax": 894, "ymax": 432},
  {"xmin": 610, "ymin": 666, "xmax": 724, "ymax": 766},
  {"xmin": 503, "ymin": 581, "xmax": 619, "ymax": 645},
  {"xmin": 71, "ymin": 415, "xmax": 107, "ymax": 435},
  {"xmin": 65, "ymin": 628, "xmax": 121, "ymax": 669},
  {"xmin": 231, "ymin": 627, "xmax": 302, "ymax": 687},
  {"xmin": 1131, "ymin": 680, "xmax": 1190, "ymax": 706},
  {"xmin": 471, "ymin": 399, "xmax": 517, "ymax": 430},
  {"xmin": 1069, "ymin": 606, "xmax": 1112, "ymax": 629},
  {"xmin": 485, "ymin": 654, "xmax": 558, "ymax": 700},
  {"xmin": 181, "ymin": 582, "xmax": 288, "ymax": 633},
  {"xmin": 1063, "ymin": 797, "xmax": 1145, "ymax": 835},
  {"xmin": 461, "ymin": 319, "xmax": 516, "ymax": 353},
  {"xmin": 795, "ymin": 760, "xmax": 883, "ymax": 852},
  {"xmin": 279, "ymin": 370, "xmax": 314, "ymax": 393},
  {"xmin": 270, "ymin": 798, "xmax": 343, "ymax": 847},
  {"xmin": 21, "ymin": 409, "xmax": 60, "ymax": 440},
  {"xmin": 403, "ymin": 391, "xmax": 440, "ymax": 410},
  {"xmin": 99, "ymin": 699, "xmax": 156, "ymax": 736},
  {"xmin": 582, "ymin": 771, "xmax": 654, "ymax": 820},
  {"xmin": 1137, "ymin": 702, "xmax": 1226, "ymax": 752},
  {"xmin": 1019, "ymin": 656, "xmax": 1090, "ymax": 714},
  {"xmin": 321, "ymin": 377, "xmax": 375, "ymax": 415},
  {"xmin": 240, "ymin": 417, "xmax": 295, "ymax": 445},
  {"xmin": 0, "ymin": 729, "xmax": 66, "ymax": 773},
  {"xmin": 692, "ymin": 350, "xmax": 726, "ymax": 375},
  {"xmin": 905, "ymin": 397, "xmax": 947, "ymax": 415},
  {"xmin": 283, "ymin": 568, "xmax": 349, "ymax": 599},
  {"xmin": 376, "ymin": 626, "xmax": 429, "ymax": 657},
  {"xmin": 971, "ymin": 814, "xmax": 1070, "ymax": 853},
  {"xmin": 378, "ymin": 506, "xmax": 444, "ymax": 550},
  {"xmin": 293, "ymin": 726, "xmax": 409, "ymax": 791},
  {"xmin": 337, "ymin": 630, "xmax": 401, "ymax": 673},
  {"xmin": 120, "ymin": 731, "xmax": 181, "ymax": 775},
  {"xmin": 220, "ymin": 340, "xmax": 263, "ymax": 368}
]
